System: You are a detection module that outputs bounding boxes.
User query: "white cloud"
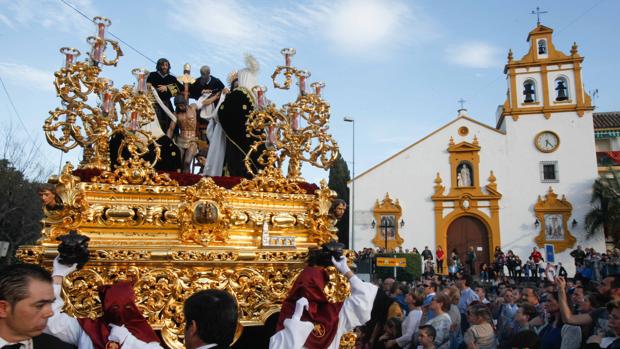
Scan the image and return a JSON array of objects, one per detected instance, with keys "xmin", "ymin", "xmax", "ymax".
[
  {"xmin": 445, "ymin": 41, "xmax": 503, "ymax": 69},
  {"xmin": 0, "ymin": 62, "xmax": 54, "ymax": 92},
  {"xmin": 0, "ymin": 0, "xmax": 97, "ymax": 34},
  {"xmin": 168, "ymin": 0, "xmax": 437, "ymax": 63}
]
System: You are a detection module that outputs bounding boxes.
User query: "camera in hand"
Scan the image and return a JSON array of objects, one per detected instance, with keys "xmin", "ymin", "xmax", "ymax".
[
  {"xmin": 307, "ymin": 240, "xmax": 345, "ymax": 267},
  {"xmin": 57, "ymin": 230, "xmax": 90, "ymax": 269}
]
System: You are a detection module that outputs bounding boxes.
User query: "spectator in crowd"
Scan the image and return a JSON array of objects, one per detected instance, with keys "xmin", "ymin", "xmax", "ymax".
[
  {"xmin": 436, "ymin": 246, "xmax": 445, "ymax": 274},
  {"xmin": 466, "ymin": 247, "xmax": 477, "ymax": 276},
  {"xmin": 424, "ymin": 293, "xmax": 452, "ymax": 349},
  {"xmin": 538, "ymin": 291, "xmax": 582, "ymax": 349},
  {"xmin": 499, "ymin": 303, "xmax": 538, "ymax": 348},
  {"xmin": 422, "ymin": 247, "xmax": 433, "ymax": 262},
  {"xmin": 456, "ymin": 275, "xmax": 480, "ymax": 332},
  {"xmin": 417, "ymin": 325, "xmax": 437, "ymax": 349},
  {"xmin": 385, "ymin": 290, "xmax": 424, "ymax": 349},
  {"xmin": 378, "ymin": 317, "xmax": 402, "ymax": 348},
  {"xmin": 463, "ymin": 303, "xmax": 496, "ymax": 349}
]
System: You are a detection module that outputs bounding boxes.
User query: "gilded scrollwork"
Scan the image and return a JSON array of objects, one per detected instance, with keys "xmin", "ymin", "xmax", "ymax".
[{"xmin": 59, "ymin": 264, "xmax": 305, "ymax": 349}]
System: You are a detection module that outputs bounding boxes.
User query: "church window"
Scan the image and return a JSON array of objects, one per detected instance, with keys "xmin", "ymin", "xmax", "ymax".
[
  {"xmin": 540, "ymin": 161, "xmax": 559, "ymax": 182},
  {"xmin": 554, "ymin": 77, "xmax": 569, "ymax": 101},
  {"xmin": 538, "ymin": 40, "xmax": 547, "ymax": 54},
  {"xmin": 458, "ymin": 126, "xmax": 469, "ymax": 136},
  {"xmin": 523, "ymin": 80, "xmax": 537, "ymax": 103}
]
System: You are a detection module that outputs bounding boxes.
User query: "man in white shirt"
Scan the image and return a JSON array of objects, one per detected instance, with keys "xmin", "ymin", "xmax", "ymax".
[{"xmin": 183, "ymin": 289, "xmax": 238, "ymax": 349}]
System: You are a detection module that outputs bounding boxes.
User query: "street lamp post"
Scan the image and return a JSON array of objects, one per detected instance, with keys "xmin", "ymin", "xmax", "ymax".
[{"xmin": 343, "ymin": 117, "xmax": 355, "ymax": 251}]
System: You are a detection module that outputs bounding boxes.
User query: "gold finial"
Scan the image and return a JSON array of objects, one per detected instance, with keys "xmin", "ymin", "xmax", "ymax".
[
  {"xmin": 473, "ymin": 135, "xmax": 479, "ymax": 146},
  {"xmin": 488, "ymin": 170, "xmax": 496, "ymax": 183},
  {"xmin": 449, "ymin": 137, "xmax": 455, "ymax": 146},
  {"xmin": 434, "ymin": 172, "xmax": 442, "ymax": 184},
  {"xmin": 507, "ymin": 49, "xmax": 513, "ymax": 62}
]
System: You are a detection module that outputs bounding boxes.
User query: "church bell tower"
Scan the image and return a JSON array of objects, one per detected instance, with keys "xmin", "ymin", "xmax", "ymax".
[{"xmin": 499, "ymin": 23, "xmax": 593, "ymax": 126}]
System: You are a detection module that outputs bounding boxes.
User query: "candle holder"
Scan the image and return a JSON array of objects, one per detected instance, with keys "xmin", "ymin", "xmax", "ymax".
[
  {"xmin": 242, "ymin": 49, "xmax": 339, "ymax": 182},
  {"xmin": 132, "ymin": 68, "xmax": 149, "ymax": 94},
  {"xmin": 281, "ymin": 48, "xmax": 296, "ymax": 67},
  {"xmin": 252, "ymin": 85, "xmax": 268, "ymax": 109},
  {"xmin": 59, "ymin": 47, "xmax": 80, "ymax": 69},
  {"xmin": 311, "ymin": 81, "xmax": 325, "ymax": 97},
  {"xmin": 297, "ymin": 70, "xmax": 310, "ymax": 96},
  {"xmin": 86, "ymin": 17, "xmax": 122, "ymax": 66}
]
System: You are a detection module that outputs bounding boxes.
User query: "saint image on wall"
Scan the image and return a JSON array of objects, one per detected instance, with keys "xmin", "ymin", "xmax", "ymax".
[
  {"xmin": 194, "ymin": 201, "xmax": 219, "ymax": 224},
  {"xmin": 544, "ymin": 213, "xmax": 564, "ymax": 241},
  {"xmin": 380, "ymin": 215, "xmax": 396, "ymax": 240},
  {"xmin": 456, "ymin": 162, "xmax": 473, "ymax": 187}
]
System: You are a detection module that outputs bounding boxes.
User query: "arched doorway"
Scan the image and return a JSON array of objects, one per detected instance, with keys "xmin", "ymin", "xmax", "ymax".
[{"xmin": 447, "ymin": 216, "xmax": 490, "ymax": 274}]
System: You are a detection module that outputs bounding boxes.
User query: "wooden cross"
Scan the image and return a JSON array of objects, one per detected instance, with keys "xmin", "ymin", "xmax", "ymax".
[{"xmin": 531, "ymin": 6, "xmax": 548, "ymax": 25}]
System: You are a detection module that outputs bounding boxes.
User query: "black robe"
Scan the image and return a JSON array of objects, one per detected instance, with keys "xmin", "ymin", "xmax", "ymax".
[
  {"xmin": 146, "ymin": 72, "xmax": 182, "ymax": 132},
  {"xmin": 189, "ymin": 76, "xmax": 225, "ymax": 100},
  {"xmin": 218, "ymin": 89, "xmax": 264, "ymax": 178},
  {"xmin": 32, "ymin": 333, "xmax": 77, "ymax": 348},
  {"xmin": 109, "ymin": 132, "xmax": 182, "ymax": 173}
]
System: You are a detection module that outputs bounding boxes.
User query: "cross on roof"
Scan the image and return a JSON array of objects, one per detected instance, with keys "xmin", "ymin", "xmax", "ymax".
[
  {"xmin": 458, "ymin": 98, "xmax": 466, "ymax": 110},
  {"xmin": 531, "ymin": 6, "xmax": 548, "ymax": 25}
]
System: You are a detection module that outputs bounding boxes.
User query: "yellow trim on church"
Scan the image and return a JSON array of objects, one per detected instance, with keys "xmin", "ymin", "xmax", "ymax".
[
  {"xmin": 431, "ymin": 138, "xmax": 502, "ymax": 273},
  {"xmin": 500, "ymin": 24, "xmax": 593, "ymax": 124}
]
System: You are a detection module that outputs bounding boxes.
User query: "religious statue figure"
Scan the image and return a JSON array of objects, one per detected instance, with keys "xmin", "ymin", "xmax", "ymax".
[
  {"xmin": 146, "ymin": 58, "xmax": 182, "ymax": 133},
  {"xmin": 218, "ymin": 54, "xmax": 266, "ymax": 178},
  {"xmin": 194, "ymin": 202, "xmax": 219, "ymax": 224},
  {"xmin": 459, "ymin": 163, "xmax": 472, "ymax": 187},
  {"xmin": 457, "ymin": 173, "xmax": 464, "ymax": 187}
]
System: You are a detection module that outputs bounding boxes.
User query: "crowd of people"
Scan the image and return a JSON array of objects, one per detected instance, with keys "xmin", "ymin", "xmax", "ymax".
[
  {"xmin": 356, "ymin": 245, "xmax": 620, "ymax": 286},
  {"xmin": 351, "ymin": 244, "xmax": 620, "ymax": 349}
]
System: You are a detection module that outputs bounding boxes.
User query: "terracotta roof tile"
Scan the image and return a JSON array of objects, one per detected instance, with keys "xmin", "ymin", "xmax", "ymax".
[{"xmin": 594, "ymin": 112, "xmax": 620, "ymax": 129}]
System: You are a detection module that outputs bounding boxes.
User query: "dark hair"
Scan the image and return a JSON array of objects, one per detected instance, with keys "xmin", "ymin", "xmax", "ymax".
[
  {"xmin": 608, "ymin": 274, "xmax": 620, "ymax": 289},
  {"xmin": 519, "ymin": 303, "xmax": 538, "ymax": 320},
  {"xmin": 0, "ymin": 264, "xmax": 52, "ymax": 306},
  {"xmin": 329, "ymin": 199, "xmax": 347, "ymax": 216},
  {"xmin": 418, "ymin": 324, "xmax": 436, "ymax": 340},
  {"xmin": 459, "ymin": 274, "xmax": 474, "ymax": 287},
  {"xmin": 386, "ymin": 316, "xmax": 402, "ymax": 338},
  {"xmin": 184, "ymin": 289, "xmax": 238, "ymax": 346}
]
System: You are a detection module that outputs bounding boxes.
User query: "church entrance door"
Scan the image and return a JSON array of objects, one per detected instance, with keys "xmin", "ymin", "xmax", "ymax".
[{"xmin": 447, "ymin": 216, "xmax": 490, "ymax": 274}]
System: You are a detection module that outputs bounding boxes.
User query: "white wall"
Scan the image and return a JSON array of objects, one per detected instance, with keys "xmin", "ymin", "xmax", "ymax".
[
  {"xmin": 501, "ymin": 110, "xmax": 605, "ymax": 275},
  {"xmin": 349, "ymin": 116, "xmax": 507, "ymax": 252}
]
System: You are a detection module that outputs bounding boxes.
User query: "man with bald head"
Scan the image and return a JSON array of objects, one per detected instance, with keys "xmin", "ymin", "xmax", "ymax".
[{"xmin": 190, "ymin": 65, "xmax": 225, "ymax": 100}]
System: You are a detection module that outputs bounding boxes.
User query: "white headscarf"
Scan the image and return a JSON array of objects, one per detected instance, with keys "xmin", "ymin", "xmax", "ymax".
[{"xmin": 237, "ymin": 53, "xmax": 260, "ymax": 100}]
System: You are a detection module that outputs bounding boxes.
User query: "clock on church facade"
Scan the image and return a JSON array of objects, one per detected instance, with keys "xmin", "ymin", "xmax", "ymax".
[{"xmin": 534, "ymin": 131, "xmax": 560, "ymax": 153}]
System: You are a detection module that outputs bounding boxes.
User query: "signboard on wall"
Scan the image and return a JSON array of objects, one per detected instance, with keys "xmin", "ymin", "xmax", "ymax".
[{"xmin": 376, "ymin": 257, "xmax": 407, "ymax": 267}]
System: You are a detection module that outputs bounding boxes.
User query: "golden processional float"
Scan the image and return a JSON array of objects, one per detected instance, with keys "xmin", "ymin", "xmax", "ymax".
[{"xmin": 17, "ymin": 17, "xmax": 356, "ymax": 349}]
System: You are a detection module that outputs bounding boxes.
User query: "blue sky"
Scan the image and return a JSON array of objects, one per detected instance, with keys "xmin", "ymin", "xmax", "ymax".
[{"xmin": 1, "ymin": 0, "xmax": 618, "ymax": 183}]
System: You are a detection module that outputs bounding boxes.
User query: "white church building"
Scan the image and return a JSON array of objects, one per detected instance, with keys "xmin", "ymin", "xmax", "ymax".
[{"xmin": 349, "ymin": 24, "xmax": 605, "ymax": 274}]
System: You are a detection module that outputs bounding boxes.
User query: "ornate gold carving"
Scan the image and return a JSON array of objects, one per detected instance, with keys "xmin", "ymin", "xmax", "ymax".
[
  {"xmin": 178, "ymin": 178, "xmax": 230, "ymax": 246},
  {"xmin": 306, "ymin": 180, "xmax": 339, "ymax": 244},
  {"xmin": 534, "ymin": 187, "xmax": 576, "ymax": 252},
  {"xmin": 372, "ymin": 193, "xmax": 404, "ymax": 251},
  {"xmin": 60, "ymin": 265, "xmax": 303, "ymax": 349},
  {"xmin": 14, "ymin": 246, "xmax": 44, "ymax": 265},
  {"xmin": 323, "ymin": 266, "xmax": 351, "ymax": 303},
  {"xmin": 339, "ymin": 331, "xmax": 358, "ymax": 349}
]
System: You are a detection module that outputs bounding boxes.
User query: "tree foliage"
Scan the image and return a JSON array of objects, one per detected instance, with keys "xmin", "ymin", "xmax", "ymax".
[
  {"xmin": 0, "ymin": 126, "xmax": 51, "ymax": 264},
  {"xmin": 585, "ymin": 170, "xmax": 620, "ymax": 243},
  {"xmin": 328, "ymin": 154, "xmax": 351, "ymax": 246},
  {"xmin": 0, "ymin": 159, "xmax": 43, "ymax": 264}
]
